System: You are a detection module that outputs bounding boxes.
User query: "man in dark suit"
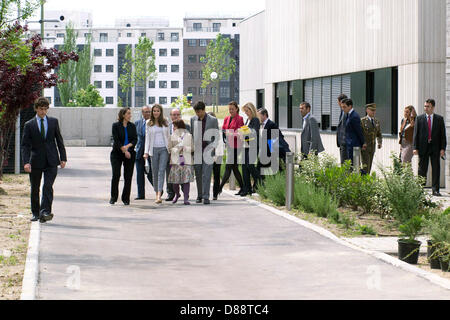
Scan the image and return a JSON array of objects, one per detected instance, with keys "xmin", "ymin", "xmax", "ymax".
[
  {"xmin": 256, "ymin": 108, "xmax": 291, "ymax": 176},
  {"xmin": 413, "ymin": 99, "xmax": 447, "ymax": 196},
  {"xmin": 336, "ymin": 94, "xmax": 348, "ymax": 164},
  {"xmin": 342, "ymin": 98, "xmax": 366, "ymax": 167},
  {"xmin": 21, "ymin": 97, "xmax": 67, "ymax": 223},
  {"xmin": 134, "ymin": 105, "xmax": 153, "ymax": 200},
  {"xmin": 300, "ymin": 102, "xmax": 324, "ymax": 158}
]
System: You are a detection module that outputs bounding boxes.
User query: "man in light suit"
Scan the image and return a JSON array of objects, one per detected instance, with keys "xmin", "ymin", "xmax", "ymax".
[
  {"xmin": 342, "ymin": 98, "xmax": 366, "ymax": 167},
  {"xmin": 413, "ymin": 99, "xmax": 447, "ymax": 196},
  {"xmin": 22, "ymin": 97, "xmax": 67, "ymax": 223},
  {"xmin": 166, "ymin": 108, "xmax": 191, "ymax": 201},
  {"xmin": 300, "ymin": 102, "xmax": 324, "ymax": 158},
  {"xmin": 336, "ymin": 94, "xmax": 348, "ymax": 164},
  {"xmin": 134, "ymin": 106, "xmax": 153, "ymax": 200},
  {"xmin": 190, "ymin": 101, "xmax": 219, "ymax": 205}
]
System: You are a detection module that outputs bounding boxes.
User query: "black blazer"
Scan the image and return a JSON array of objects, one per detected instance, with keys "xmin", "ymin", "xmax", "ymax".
[
  {"xmin": 112, "ymin": 121, "xmax": 138, "ymax": 154},
  {"xmin": 413, "ymin": 113, "xmax": 447, "ymax": 157},
  {"xmin": 261, "ymin": 119, "xmax": 291, "ymax": 160},
  {"xmin": 22, "ymin": 116, "xmax": 67, "ymax": 169}
]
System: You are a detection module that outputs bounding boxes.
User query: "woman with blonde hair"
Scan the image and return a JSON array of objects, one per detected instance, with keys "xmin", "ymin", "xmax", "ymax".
[
  {"xmin": 168, "ymin": 120, "xmax": 195, "ymax": 205},
  {"xmin": 240, "ymin": 102, "xmax": 261, "ymax": 196},
  {"xmin": 399, "ymin": 105, "xmax": 416, "ymax": 163},
  {"xmin": 144, "ymin": 104, "xmax": 170, "ymax": 203}
]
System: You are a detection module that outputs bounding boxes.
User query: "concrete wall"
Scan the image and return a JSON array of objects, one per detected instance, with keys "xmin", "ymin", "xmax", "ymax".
[{"xmin": 47, "ymin": 107, "xmax": 172, "ymax": 146}]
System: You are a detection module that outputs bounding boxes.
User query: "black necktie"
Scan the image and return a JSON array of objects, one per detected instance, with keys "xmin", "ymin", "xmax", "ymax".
[
  {"xmin": 40, "ymin": 118, "xmax": 45, "ymax": 139},
  {"xmin": 371, "ymin": 119, "xmax": 375, "ymax": 127}
]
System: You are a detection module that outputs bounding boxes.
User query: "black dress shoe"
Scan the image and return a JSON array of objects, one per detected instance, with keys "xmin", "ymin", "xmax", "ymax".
[
  {"xmin": 134, "ymin": 197, "xmax": 145, "ymax": 200},
  {"xmin": 240, "ymin": 192, "xmax": 249, "ymax": 197},
  {"xmin": 433, "ymin": 191, "xmax": 442, "ymax": 197},
  {"xmin": 41, "ymin": 213, "xmax": 53, "ymax": 222},
  {"xmin": 30, "ymin": 215, "xmax": 39, "ymax": 222},
  {"xmin": 213, "ymin": 195, "xmax": 218, "ymax": 201},
  {"xmin": 165, "ymin": 195, "xmax": 175, "ymax": 202},
  {"xmin": 203, "ymin": 199, "xmax": 211, "ymax": 205},
  {"xmin": 123, "ymin": 201, "xmax": 130, "ymax": 206},
  {"xmin": 196, "ymin": 198, "xmax": 203, "ymax": 204},
  {"xmin": 109, "ymin": 199, "xmax": 116, "ymax": 205}
]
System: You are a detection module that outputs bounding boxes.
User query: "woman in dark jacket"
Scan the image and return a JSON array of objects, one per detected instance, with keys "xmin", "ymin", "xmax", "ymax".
[
  {"xmin": 110, "ymin": 107, "xmax": 137, "ymax": 205},
  {"xmin": 240, "ymin": 102, "xmax": 261, "ymax": 196},
  {"xmin": 399, "ymin": 105, "xmax": 416, "ymax": 163}
]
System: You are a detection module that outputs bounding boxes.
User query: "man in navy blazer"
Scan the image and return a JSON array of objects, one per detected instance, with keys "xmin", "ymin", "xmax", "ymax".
[
  {"xmin": 342, "ymin": 98, "xmax": 366, "ymax": 166},
  {"xmin": 21, "ymin": 97, "xmax": 67, "ymax": 223},
  {"xmin": 134, "ymin": 106, "xmax": 153, "ymax": 200}
]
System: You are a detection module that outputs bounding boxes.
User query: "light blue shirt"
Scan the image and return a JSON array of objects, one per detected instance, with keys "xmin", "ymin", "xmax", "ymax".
[
  {"xmin": 36, "ymin": 115, "xmax": 48, "ymax": 138},
  {"xmin": 302, "ymin": 112, "xmax": 311, "ymax": 130}
]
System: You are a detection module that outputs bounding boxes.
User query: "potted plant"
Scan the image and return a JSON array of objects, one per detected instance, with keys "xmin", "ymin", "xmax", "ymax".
[
  {"xmin": 380, "ymin": 159, "xmax": 427, "ymax": 264},
  {"xmin": 424, "ymin": 210, "xmax": 450, "ymax": 269}
]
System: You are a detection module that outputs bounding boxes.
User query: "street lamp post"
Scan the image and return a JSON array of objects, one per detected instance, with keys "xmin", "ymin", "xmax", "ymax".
[{"xmin": 210, "ymin": 72, "xmax": 218, "ymax": 113}]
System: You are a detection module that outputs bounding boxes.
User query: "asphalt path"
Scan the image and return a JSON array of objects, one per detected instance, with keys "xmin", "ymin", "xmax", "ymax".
[{"xmin": 36, "ymin": 147, "xmax": 450, "ymax": 299}]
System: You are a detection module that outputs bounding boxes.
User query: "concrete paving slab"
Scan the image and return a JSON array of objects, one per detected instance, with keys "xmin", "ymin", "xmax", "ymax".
[{"xmin": 36, "ymin": 147, "xmax": 450, "ymax": 299}]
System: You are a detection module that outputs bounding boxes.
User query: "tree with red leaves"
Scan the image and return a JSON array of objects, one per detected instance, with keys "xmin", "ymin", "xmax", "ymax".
[{"xmin": 0, "ymin": 23, "xmax": 78, "ymax": 179}]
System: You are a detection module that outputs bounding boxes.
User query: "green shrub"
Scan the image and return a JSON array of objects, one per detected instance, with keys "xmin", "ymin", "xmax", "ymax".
[
  {"xmin": 358, "ymin": 224, "xmax": 377, "ymax": 235},
  {"xmin": 257, "ymin": 172, "xmax": 286, "ymax": 206}
]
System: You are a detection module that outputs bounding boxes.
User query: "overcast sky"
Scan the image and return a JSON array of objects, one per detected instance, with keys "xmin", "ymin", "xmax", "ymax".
[{"xmin": 31, "ymin": 0, "xmax": 265, "ymax": 27}]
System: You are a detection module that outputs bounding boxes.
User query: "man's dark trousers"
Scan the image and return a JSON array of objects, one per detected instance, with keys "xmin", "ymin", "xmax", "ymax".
[
  {"xmin": 418, "ymin": 143, "xmax": 441, "ymax": 192},
  {"xmin": 135, "ymin": 157, "xmax": 153, "ymax": 199},
  {"xmin": 30, "ymin": 160, "xmax": 57, "ymax": 217}
]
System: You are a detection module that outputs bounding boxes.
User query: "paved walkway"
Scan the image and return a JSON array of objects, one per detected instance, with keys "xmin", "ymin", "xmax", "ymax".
[{"xmin": 36, "ymin": 147, "xmax": 450, "ymax": 299}]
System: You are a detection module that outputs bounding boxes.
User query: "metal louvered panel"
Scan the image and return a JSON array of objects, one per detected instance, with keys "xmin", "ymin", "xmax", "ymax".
[
  {"xmin": 342, "ymin": 74, "xmax": 351, "ymax": 97},
  {"xmin": 304, "ymin": 80, "xmax": 313, "ymax": 106},
  {"xmin": 322, "ymin": 77, "xmax": 331, "ymax": 115},
  {"xmin": 312, "ymin": 78, "xmax": 322, "ymax": 121},
  {"xmin": 331, "ymin": 76, "xmax": 342, "ymax": 127}
]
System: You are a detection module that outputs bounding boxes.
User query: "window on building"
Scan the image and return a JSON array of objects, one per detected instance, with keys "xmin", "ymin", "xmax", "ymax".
[
  {"xmin": 106, "ymin": 49, "xmax": 114, "ymax": 56},
  {"xmin": 57, "ymin": 33, "xmax": 64, "ymax": 38},
  {"xmin": 188, "ymin": 55, "xmax": 197, "ymax": 63},
  {"xmin": 94, "ymin": 81, "xmax": 102, "ymax": 88},
  {"xmin": 171, "ymin": 65, "xmax": 179, "ymax": 73},
  {"xmin": 106, "ymin": 81, "xmax": 114, "ymax": 88},
  {"xmin": 105, "ymin": 97, "xmax": 114, "ymax": 104},
  {"xmin": 159, "ymin": 65, "xmax": 167, "ymax": 73},
  {"xmin": 141, "ymin": 33, "xmax": 146, "ymax": 37},
  {"xmin": 99, "ymin": 33, "xmax": 108, "ymax": 42},
  {"xmin": 127, "ymin": 33, "xmax": 132, "ymax": 37},
  {"xmin": 45, "ymin": 97, "xmax": 52, "ymax": 104},
  {"xmin": 149, "ymin": 81, "xmax": 155, "ymax": 88},
  {"xmin": 106, "ymin": 65, "xmax": 114, "ymax": 72},
  {"xmin": 199, "ymin": 87, "xmax": 207, "ymax": 95},
  {"xmin": 188, "ymin": 71, "xmax": 197, "ymax": 79},
  {"xmin": 94, "ymin": 65, "xmax": 102, "ymax": 72},
  {"xmin": 199, "ymin": 39, "xmax": 208, "ymax": 47},
  {"xmin": 148, "ymin": 97, "xmax": 156, "ymax": 104},
  {"xmin": 157, "ymin": 32, "xmax": 164, "ymax": 41},
  {"xmin": 232, "ymin": 23, "xmax": 237, "ymax": 27},
  {"xmin": 199, "ymin": 71, "xmax": 204, "ymax": 80},
  {"xmin": 188, "ymin": 87, "xmax": 197, "ymax": 95},
  {"xmin": 220, "ymin": 86, "xmax": 230, "ymax": 98},
  {"xmin": 211, "ymin": 87, "xmax": 217, "ymax": 95},
  {"xmin": 171, "ymin": 48, "xmax": 179, "ymax": 56},
  {"xmin": 188, "ymin": 39, "xmax": 197, "ymax": 47},
  {"xmin": 84, "ymin": 33, "xmax": 91, "ymax": 38},
  {"xmin": 193, "ymin": 23, "xmax": 202, "ymax": 31},
  {"xmin": 94, "ymin": 49, "xmax": 102, "ymax": 57},
  {"xmin": 171, "ymin": 97, "xmax": 177, "ymax": 103},
  {"xmin": 213, "ymin": 23, "xmax": 221, "ymax": 32},
  {"xmin": 159, "ymin": 81, "xmax": 167, "ymax": 88},
  {"xmin": 171, "ymin": 81, "xmax": 179, "ymax": 89},
  {"xmin": 199, "ymin": 55, "xmax": 206, "ymax": 63},
  {"xmin": 171, "ymin": 33, "xmax": 179, "ymax": 42},
  {"xmin": 159, "ymin": 97, "xmax": 167, "ymax": 104},
  {"xmin": 159, "ymin": 49, "xmax": 167, "ymax": 56}
]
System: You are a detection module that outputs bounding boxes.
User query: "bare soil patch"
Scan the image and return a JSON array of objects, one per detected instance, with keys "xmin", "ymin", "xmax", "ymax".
[{"xmin": 0, "ymin": 174, "xmax": 31, "ymax": 300}]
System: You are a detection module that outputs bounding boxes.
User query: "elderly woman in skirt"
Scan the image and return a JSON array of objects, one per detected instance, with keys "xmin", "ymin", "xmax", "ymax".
[{"xmin": 168, "ymin": 119, "xmax": 195, "ymax": 205}]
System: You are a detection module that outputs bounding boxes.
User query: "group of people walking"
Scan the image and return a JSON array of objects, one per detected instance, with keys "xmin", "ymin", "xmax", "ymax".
[{"xmin": 109, "ymin": 101, "xmax": 291, "ymax": 206}]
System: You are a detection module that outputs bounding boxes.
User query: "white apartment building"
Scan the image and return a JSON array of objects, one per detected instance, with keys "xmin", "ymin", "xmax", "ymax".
[{"xmin": 29, "ymin": 12, "xmax": 183, "ymax": 108}]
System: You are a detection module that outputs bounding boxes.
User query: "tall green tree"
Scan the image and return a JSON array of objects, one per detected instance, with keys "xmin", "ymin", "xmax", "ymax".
[
  {"xmin": 118, "ymin": 44, "xmax": 133, "ymax": 107},
  {"xmin": 75, "ymin": 33, "xmax": 94, "ymax": 91},
  {"xmin": 200, "ymin": 33, "xmax": 236, "ymax": 107},
  {"xmin": 0, "ymin": 0, "xmax": 42, "ymax": 29},
  {"xmin": 134, "ymin": 36, "xmax": 156, "ymax": 107},
  {"xmin": 67, "ymin": 84, "xmax": 104, "ymax": 107},
  {"xmin": 57, "ymin": 22, "xmax": 77, "ymax": 105}
]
